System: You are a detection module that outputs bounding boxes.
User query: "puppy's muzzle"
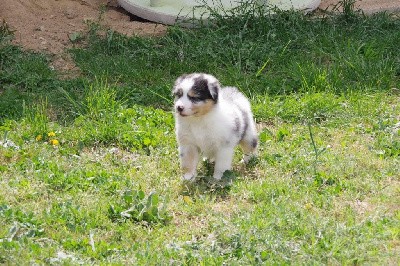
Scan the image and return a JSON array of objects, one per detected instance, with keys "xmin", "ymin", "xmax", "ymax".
[{"xmin": 176, "ymin": 105, "xmax": 188, "ymax": 116}]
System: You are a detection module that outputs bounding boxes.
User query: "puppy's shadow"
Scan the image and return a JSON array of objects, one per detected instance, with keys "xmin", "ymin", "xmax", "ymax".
[
  {"xmin": 178, "ymin": 156, "xmax": 260, "ymax": 198},
  {"xmin": 178, "ymin": 161, "xmax": 236, "ymax": 199}
]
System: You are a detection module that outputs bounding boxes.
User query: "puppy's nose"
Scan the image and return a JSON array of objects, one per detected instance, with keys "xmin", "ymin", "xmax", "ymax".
[{"xmin": 177, "ymin": 106, "xmax": 184, "ymax": 113}]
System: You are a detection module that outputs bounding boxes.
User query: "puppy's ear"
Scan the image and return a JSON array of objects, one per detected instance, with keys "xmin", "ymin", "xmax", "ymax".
[{"xmin": 208, "ymin": 81, "xmax": 220, "ymax": 102}]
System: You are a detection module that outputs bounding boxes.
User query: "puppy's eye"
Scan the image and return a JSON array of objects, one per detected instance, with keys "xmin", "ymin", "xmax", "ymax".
[
  {"xmin": 188, "ymin": 95, "xmax": 201, "ymax": 102},
  {"xmin": 174, "ymin": 91, "xmax": 183, "ymax": 98}
]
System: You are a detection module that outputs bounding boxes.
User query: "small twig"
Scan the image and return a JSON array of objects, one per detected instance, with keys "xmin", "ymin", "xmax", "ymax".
[{"xmin": 308, "ymin": 122, "xmax": 319, "ymax": 161}]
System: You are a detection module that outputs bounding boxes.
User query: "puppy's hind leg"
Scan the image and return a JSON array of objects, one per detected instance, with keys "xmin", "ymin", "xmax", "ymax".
[
  {"xmin": 240, "ymin": 123, "xmax": 258, "ymax": 164},
  {"xmin": 179, "ymin": 145, "xmax": 199, "ymax": 181}
]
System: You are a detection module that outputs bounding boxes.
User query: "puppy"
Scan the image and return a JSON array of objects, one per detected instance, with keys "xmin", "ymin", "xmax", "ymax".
[{"xmin": 173, "ymin": 73, "xmax": 258, "ymax": 181}]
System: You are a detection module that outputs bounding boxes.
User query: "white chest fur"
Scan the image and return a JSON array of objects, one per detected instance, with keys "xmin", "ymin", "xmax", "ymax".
[{"xmin": 175, "ymin": 103, "xmax": 239, "ymax": 157}]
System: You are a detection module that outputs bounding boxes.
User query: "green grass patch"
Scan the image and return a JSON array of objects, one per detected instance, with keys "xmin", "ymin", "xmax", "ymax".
[{"xmin": 0, "ymin": 4, "xmax": 399, "ymax": 264}]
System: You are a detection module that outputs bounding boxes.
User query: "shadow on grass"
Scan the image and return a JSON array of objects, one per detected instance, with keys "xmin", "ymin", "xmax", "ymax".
[
  {"xmin": 178, "ymin": 160, "xmax": 235, "ymax": 199},
  {"xmin": 178, "ymin": 157, "xmax": 260, "ymax": 199},
  {"xmin": 179, "ymin": 178, "xmax": 232, "ymax": 200}
]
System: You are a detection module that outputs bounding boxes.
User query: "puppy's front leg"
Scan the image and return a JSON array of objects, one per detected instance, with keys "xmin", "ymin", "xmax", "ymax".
[
  {"xmin": 179, "ymin": 145, "xmax": 199, "ymax": 181},
  {"xmin": 213, "ymin": 147, "xmax": 235, "ymax": 180}
]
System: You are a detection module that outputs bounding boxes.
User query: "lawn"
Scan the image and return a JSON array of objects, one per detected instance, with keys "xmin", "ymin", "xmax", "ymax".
[{"xmin": 0, "ymin": 2, "xmax": 399, "ymax": 264}]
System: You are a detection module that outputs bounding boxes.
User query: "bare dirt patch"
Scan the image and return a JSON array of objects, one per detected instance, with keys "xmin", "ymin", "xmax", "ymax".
[
  {"xmin": 1, "ymin": 0, "xmax": 166, "ymax": 54},
  {"xmin": 320, "ymin": 0, "xmax": 400, "ymax": 14},
  {"xmin": 0, "ymin": 0, "xmax": 167, "ymax": 76}
]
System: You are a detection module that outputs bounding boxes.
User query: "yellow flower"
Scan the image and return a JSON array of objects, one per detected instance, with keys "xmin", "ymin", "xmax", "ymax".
[
  {"xmin": 304, "ymin": 203, "xmax": 313, "ymax": 210},
  {"xmin": 49, "ymin": 139, "xmax": 59, "ymax": 146},
  {"xmin": 48, "ymin": 131, "xmax": 56, "ymax": 137},
  {"xmin": 183, "ymin": 195, "xmax": 193, "ymax": 204},
  {"xmin": 36, "ymin": 135, "xmax": 42, "ymax": 141}
]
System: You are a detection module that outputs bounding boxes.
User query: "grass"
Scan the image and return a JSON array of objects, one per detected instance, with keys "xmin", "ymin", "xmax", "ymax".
[{"xmin": 1, "ymin": 2, "xmax": 400, "ymax": 264}]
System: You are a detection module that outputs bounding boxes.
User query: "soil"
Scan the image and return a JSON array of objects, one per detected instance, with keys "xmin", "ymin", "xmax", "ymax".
[
  {"xmin": 320, "ymin": 0, "xmax": 400, "ymax": 14},
  {"xmin": 0, "ymin": 0, "xmax": 167, "ymax": 76},
  {"xmin": 1, "ymin": 0, "xmax": 399, "ymax": 75}
]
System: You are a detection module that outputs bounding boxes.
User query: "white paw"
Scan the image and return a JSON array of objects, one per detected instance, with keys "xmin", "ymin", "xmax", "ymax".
[
  {"xmin": 242, "ymin": 154, "xmax": 255, "ymax": 164},
  {"xmin": 213, "ymin": 172, "xmax": 223, "ymax": 180},
  {"xmin": 182, "ymin": 172, "xmax": 196, "ymax": 182}
]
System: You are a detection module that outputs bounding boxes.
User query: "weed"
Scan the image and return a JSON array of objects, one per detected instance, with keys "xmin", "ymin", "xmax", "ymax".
[
  {"xmin": 0, "ymin": 19, "xmax": 14, "ymax": 41},
  {"xmin": 22, "ymin": 98, "xmax": 49, "ymax": 137},
  {"xmin": 109, "ymin": 189, "xmax": 171, "ymax": 225},
  {"xmin": 334, "ymin": 0, "xmax": 362, "ymax": 22},
  {"xmin": 0, "ymin": 205, "xmax": 44, "ymax": 241},
  {"xmin": 68, "ymin": 32, "xmax": 84, "ymax": 44},
  {"xmin": 307, "ymin": 123, "xmax": 327, "ymax": 178}
]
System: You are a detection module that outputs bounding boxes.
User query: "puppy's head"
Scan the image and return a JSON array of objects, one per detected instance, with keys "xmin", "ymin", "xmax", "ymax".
[{"xmin": 173, "ymin": 73, "xmax": 220, "ymax": 117}]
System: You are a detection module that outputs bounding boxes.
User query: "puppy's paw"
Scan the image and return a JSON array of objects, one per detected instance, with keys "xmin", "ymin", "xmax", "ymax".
[
  {"xmin": 242, "ymin": 154, "xmax": 256, "ymax": 164},
  {"xmin": 212, "ymin": 171, "xmax": 223, "ymax": 180},
  {"xmin": 242, "ymin": 154, "xmax": 258, "ymax": 168},
  {"xmin": 182, "ymin": 172, "xmax": 196, "ymax": 182}
]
